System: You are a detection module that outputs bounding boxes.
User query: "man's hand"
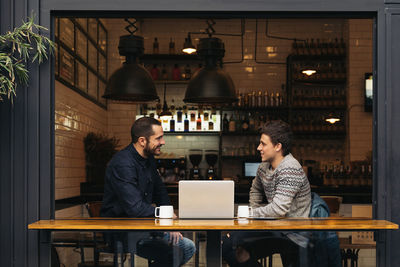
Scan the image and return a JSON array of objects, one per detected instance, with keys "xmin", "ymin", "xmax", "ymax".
[{"xmin": 169, "ymin": 232, "xmax": 183, "ymax": 245}]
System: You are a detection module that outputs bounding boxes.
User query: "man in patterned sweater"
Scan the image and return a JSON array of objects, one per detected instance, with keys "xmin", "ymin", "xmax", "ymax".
[{"xmin": 223, "ymin": 120, "xmax": 311, "ymax": 267}]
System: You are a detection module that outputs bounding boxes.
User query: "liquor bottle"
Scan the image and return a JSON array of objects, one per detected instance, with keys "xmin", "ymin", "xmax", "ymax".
[
  {"xmin": 270, "ymin": 92, "xmax": 276, "ymax": 107},
  {"xmin": 190, "ymin": 109, "xmax": 196, "ymax": 122},
  {"xmin": 184, "ymin": 64, "xmax": 191, "ymax": 80},
  {"xmin": 169, "ymin": 38, "xmax": 175, "ymax": 54},
  {"xmin": 170, "ymin": 117, "xmax": 175, "ymax": 132},
  {"xmin": 177, "ymin": 107, "xmax": 183, "ymax": 123},
  {"xmin": 208, "ymin": 121, "xmax": 214, "ymax": 131},
  {"xmin": 170, "ymin": 99, "xmax": 176, "ymax": 115},
  {"xmin": 184, "ymin": 113, "xmax": 189, "ymax": 132},
  {"xmin": 241, "ymin": 114, "xmax": 249, "ymax": 132},
  {"xmin": 360, "ymin": 165, "xmax": 366, "ymax": 186},
  {"xmin": 332, "ymin": 165, "xmax": 338, "ymax": 186},
  {"xmin": 276, "ymin": 93, "xmax": 281, "ymax": 107},
  {"xmin": 367, "ymin": 165, "xmax": 372, "ymax": 186},
  {"xmin": 346, "ymin": 165, "xmax": 353, "ymax": 186},
  {"xmin": 264, "ymin": 90, "xmax": 269, "ymax": 107},
  {"xmin": 323, "ymin": 165, "xmax": 330, "ymax": 186},
  {"xmin": 161, "ymin": 64, "xmax": 168, "ymax": 80},
  {"xmin": 203, "ymin": 111, "xmax": 209, "ymax": 121},
  {"xmin": 172, "ymin": 64, "xmax": 181, "ymax": 81},
  {"xmin": 249, "ymin": 113, "xmax": 255, "ymax": 131},
  {"xmin": 196, "ymin": 114, "xmax": 202, "ymax": 131},
  {"xmin": 150, "ymin": 64, "xmax": 159, "ymax": 80},
  {"xmin": 153, "ymin": 37, "xmax": 159, "ymax": 54},
  {"xmin": 257, "ymin": 91, "xmax": 264, "ymax": 107},
  {"xmin": 223, "ymin": 114, "xmax": 229, "ymax": 132},
  {"xmin": 250, "ymin": 91, "xmax": 256, "ymax": 108},
  {"xmin": 228, "ymin": 114, "xmax": 236, "ymax": 132}
]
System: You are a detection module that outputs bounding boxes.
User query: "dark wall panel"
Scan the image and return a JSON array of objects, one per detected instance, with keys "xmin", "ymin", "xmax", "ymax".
[{"xmin": 387, "ymin": 8, "xmax": 400, "ymax": 267}]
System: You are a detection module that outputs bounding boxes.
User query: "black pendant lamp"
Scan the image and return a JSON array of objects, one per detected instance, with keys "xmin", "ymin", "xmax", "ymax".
[
  {"xmin": 103, "ymin": 20, "xmax": 158, "ymax": 102},
  {"xmin": 184, "ymin": 37, "xmax": 237, "ymax": 105}
]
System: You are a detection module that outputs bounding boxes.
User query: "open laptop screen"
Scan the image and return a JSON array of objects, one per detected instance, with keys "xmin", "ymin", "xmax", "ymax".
[{"xmin": 243, "ymin": 161, "xmax": 261, "ymax": 178}]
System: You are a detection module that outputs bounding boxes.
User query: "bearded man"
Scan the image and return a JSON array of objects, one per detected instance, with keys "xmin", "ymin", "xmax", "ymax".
[{"xmin": 101, "ymin": 117, "xmax": 195, "ymax": 266}]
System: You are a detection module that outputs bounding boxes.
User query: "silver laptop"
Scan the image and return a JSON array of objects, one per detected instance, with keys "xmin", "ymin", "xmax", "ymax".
[{"xmin": 179, "ymin": 180, "xmax": 234, "ymax": 219}]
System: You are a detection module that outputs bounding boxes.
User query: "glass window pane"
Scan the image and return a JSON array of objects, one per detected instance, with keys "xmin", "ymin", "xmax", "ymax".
[
  {"xmin": 76, "ymin": 18, "xmax": 87, "ymax": 31},
  {"xmin": 99, "ymin": 54, "xmax": 106, "ymax": 79},
  {"xmin": 59, "ymin": 18, "xmax": 74, "ymax": 50},
  {"xmin": 55, "ymin": 18, "xmax": 59, "ymax": 38},
  {"xmin": 55, "ymin": 43, "xmax": 59, "ymax": 76},
  {"xmin": 88, "ymin": 71, "xmax": 98, "ymax": 99},
  {"xmin": 88, "ymin": 42, "xmax": 97, "ymax": 70},
  {"xmin": 99, "ymin": 26, "xmax": 107, "ymax": 52},
  {"xmin": 59, "ymin": 47, "xmax": 74, "ymax": 84},
  {"xmin": 76, "ymin": 62, "xmax": 87, "ymax": 91},
  {"xmin": 88, "ymin": 18, "xmax": 97, "ymax": 41},
  {"xmin": 99, "ymin": 81, "xmax": 107, "ymax": 105},
  {"xmin": 76, "ymin": 29, "xmax": 87, "ymax": 60}
]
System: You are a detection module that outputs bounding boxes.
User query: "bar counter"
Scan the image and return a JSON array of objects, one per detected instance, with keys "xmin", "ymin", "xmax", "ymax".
[{"xmin": 29, "ymin": 218, "xmax": 397, "ymax": 267}]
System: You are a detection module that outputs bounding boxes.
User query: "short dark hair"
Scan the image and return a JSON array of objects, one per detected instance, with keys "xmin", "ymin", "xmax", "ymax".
[
  {"xmin": 260, "ymin": 120, "xmax": 293, "ymax": 156},
  {"xmin": 131, "ymin": 117, "xmax": 161, "ymax": 143}
]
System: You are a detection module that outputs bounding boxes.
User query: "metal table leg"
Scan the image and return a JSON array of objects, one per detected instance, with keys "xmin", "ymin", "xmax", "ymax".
[{"xmin": 207, "ymin": 230, "xmax": 221, "ymax": 267}]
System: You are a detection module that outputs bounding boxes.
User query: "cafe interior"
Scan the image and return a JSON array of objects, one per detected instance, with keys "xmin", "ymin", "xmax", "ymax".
[{"xmin": 53, "ymin": 16, "xmax": 375, "ymax": 266}]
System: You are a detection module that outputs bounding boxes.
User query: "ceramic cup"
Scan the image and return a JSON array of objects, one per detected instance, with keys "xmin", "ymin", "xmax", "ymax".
[{"xmin": 155, "ymin": 205, "xmax": 174, "ymax": 219}]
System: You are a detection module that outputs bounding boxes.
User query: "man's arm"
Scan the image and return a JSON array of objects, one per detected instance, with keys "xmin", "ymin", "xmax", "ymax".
[
  {"xmin": 249, "ymin": 175, "xmax": 264, "ymax": 208},
  {"xmin": 252, "ymin": 168, "xmax": 304, "ymax": 217},
  {"xmin": 110, "ymin": 164, "xmax": 155, "ymax": 217},
  {"xmin": 152, "ymin": 169, "xmax": 171, "ymax": 206}
]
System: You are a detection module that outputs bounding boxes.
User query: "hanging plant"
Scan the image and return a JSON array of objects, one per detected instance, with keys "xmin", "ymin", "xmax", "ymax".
[{"xmin": 0, "ymin": 14, "xmax": 55, "ymax": 103}]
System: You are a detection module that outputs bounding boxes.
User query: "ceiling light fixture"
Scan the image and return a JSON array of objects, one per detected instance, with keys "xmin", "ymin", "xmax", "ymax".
[
  {"xmin": 103, "ymin": 18, "xmax": 158, "ymax": 102},
  {"xmin": 159, "ymin": 83, "xmax": 172, "ymax": 119},
  {"xmin": 302, "ymin": 69, "xmax": 317, "ymax": 76},
  {"xmin": 182, "ymin": 33, "xmax": 197, "ymax": 54},
  {"xmin": 325, "ymin": 112, "xmax": 341, "ymax": 124},
  {"xmin": 184, "ymin": 19, "xmax": 244, "ymax": 105}
]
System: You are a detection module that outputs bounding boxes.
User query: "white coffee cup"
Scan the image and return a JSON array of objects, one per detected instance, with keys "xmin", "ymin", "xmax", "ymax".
[
  {"xmin": 237, "ymin": 205, "xmax": 253, "ymax": 218},
  {"xmin": 155, "ymin": 205, "xmax": 174, "ymax": 219}
]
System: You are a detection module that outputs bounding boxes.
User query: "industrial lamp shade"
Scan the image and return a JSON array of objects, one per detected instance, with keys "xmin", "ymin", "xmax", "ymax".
[
  {"xmin": 184, "ymin": 37, "xmax": 237, "ymax": 104},
  {"xmin": 103, "ymin": 34, "xmax": 158, "ymax": 102},
  {"xmin": 184, "ymin": 67, "xmax": 236, "ymax": 104},
  {"xmin": 103, "ymin": 64, "xmax": 158, "ymax": 101}
]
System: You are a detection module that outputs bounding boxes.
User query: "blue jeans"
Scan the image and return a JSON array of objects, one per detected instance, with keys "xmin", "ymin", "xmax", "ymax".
[
  {"xmin": 163, "ymin": 232, "xmax": 196, "ymax": 265},
  {"xmin": 136, "ymin": 232, "xmax": 196, "ymax": 266}
]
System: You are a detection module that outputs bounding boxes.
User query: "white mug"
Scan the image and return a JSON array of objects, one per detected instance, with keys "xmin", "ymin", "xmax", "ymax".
[
  {"xmin": 155, "ymin": 205, "xmax": 174, "ymax": 219},
  {"xmin": 237, "ymin": 205, "xmax": 253, "ymax": 218},
  {"xmin": 156, "ymin": 219, "xmax": 174, "ymax": 226}
]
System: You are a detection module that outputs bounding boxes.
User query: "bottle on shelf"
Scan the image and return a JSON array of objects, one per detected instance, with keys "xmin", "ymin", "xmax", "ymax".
[
  {"xmin": 170, "ymin": 99, "xmax": 176, "ymax": 115},
  {"xmin": 177, "ymin": 107, "xmax": 183, "ymax": 123},
  {"xmin": 170, "ymin": 116, "xmax": 175, "ymax": 132},
  {"xmin": 223, "ymin": 114, "xmax": 229, "ymax": 132},
  {"xmin": 153, "ymin": 37, "xmax": 159, "ymax": 54},
  {"xmin": 249, "ymin": 113, "xmax": 255, "ymax": 131},
  {"xmin": 228, "ymin": 114, "xmax": 236, "ymax": 132},
  {"xmin": 150, "ymin": 64, "xmax": 160, "ymax": 80},
  {"xmin": 367, "ymin": 165, "xmax": 372, "ymax": 186},
  {"xmin": 250, "ymin": 91, "xmax": 256, "ymax": 108},
  {"xmin": 257, "ymin": 90, "xmax": 264, "ymax": 107},
  {"xmin": 270, "ymin": 92, "xmax": 276, "ymax": 107},
  {"xmin": 264, "ymin": 90, "xmax": 269, "ymax": 107},
  {"xmin": 241, "ymin": 114, "xmax": 249, "ymax": 132},
  {"xmin": 184, "ymin": 64, "xmax": 191, "ymax": 80},
  {"xmin": 184, "ymin": 113, "xmax": 189, "ymax": 132},
  {"xmin": 172, "ymin": 64, "xmax": 181, "ymax": 81},
  {"xmin": 161, "ymin": 64, "xmax": 168, "ymax": 80},
  {"xmin": 169, "ymin": 38, "xmax": 175, "ymax": 54},
  {"xmin": 196, "ymin": 114, "xmax": 202, "ymax": 131},
  {"xmin": 346, "ymin": 165, "xmax": 353, "ymax": 186}
]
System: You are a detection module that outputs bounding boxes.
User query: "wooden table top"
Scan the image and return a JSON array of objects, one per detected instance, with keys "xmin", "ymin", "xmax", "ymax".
[{"xmin": 28, "ymin": 217, "xmax": 398, "ymax": 231}]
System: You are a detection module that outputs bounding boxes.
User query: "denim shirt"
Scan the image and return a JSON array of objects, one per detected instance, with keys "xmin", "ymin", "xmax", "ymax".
[{"xmin": 100, "ymin": 144, "xmax": 170, "ymax": 217}]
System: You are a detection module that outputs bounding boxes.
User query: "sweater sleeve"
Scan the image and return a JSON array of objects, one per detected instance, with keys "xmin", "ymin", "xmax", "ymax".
[
  {"xmin": 249, "ymin": 172, "xmax": 264, "ymax": 208},
  {"xmin": 252, "ymin": 167, "xmax": 304, "ymax": 217}
]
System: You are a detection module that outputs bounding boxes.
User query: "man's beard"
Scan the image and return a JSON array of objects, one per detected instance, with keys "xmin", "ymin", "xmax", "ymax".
[{"xmin": 144, "ymin": 142, "xmax": 161, "ymax": 157}]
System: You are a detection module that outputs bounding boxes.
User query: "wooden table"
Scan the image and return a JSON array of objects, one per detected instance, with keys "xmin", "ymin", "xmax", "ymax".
[{"xmin": 29, "ymin": 218, "xmax": 398, "ymax": 267}]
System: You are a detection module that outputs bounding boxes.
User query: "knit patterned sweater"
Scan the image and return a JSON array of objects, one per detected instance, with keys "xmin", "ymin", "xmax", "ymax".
[{"xmin": 250, "ymin": 153, "xmax": 311, "ymax": 217}]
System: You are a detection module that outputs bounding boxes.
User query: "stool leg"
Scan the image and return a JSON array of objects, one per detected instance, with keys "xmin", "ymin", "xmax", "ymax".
[
  {"xmin": 130, "ymin": 252, "xmax": 135, "ymax": 267},
  {"xmin": 269, "ymin": 255, "xmax": 273, "ymax": 267}
]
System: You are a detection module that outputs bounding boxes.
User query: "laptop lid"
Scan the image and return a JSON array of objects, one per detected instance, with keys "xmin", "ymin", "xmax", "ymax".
[{"xmin": 179, "ymin": 180, "xmax": 234, "ymax": 219}]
